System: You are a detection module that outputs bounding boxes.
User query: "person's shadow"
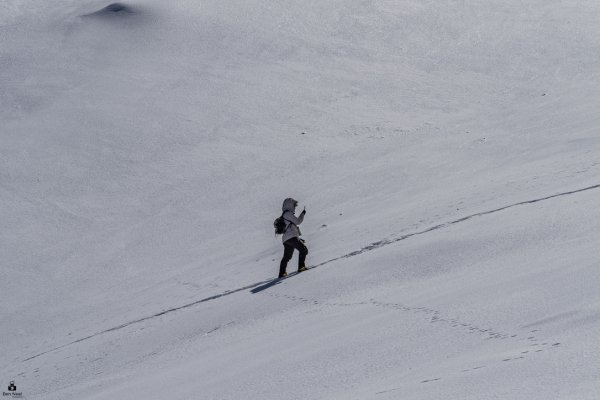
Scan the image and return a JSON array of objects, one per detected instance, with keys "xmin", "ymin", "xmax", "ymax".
[{"xmin": 250, "ymin": 272, "xmax": 297, "ymax": 294}]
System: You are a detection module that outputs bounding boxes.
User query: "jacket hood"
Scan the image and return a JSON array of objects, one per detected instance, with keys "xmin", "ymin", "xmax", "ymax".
[{"xmin": 282, "ymin": 198, "xmax": 297, "ymax": 213}]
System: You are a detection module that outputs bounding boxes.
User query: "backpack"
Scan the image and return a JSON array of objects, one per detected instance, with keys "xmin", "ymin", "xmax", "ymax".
[{"xmin": 273, "ymin": 213, "xmax": 288, "ymax": 235}]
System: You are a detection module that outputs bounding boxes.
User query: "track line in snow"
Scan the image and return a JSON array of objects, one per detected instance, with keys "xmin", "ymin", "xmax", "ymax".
[
  {"xmin": 23, "ymin": 183, "xmax": 593, "ymax": 362},
  {"xmin": 367, "ymin": 299, "xmax": 563, "ymax": 394},
  {"xmin": 267, "ymin": 293, "xmax": 563, "ymax": 392},
  {"xmin": 313, "ymin": 182, "xmax": 600, "ymax": 267},
  {"xmin": 22, "ymin": 280, "xmax": 271, "ymax": 362}
]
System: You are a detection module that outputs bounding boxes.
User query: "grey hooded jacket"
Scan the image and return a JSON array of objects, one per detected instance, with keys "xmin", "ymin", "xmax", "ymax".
[{"xmin": 281, "ymin": 198, "xmax": 305, "ymax": 243}]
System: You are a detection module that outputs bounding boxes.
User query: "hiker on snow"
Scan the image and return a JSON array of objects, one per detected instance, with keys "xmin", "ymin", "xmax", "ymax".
[{"xmin": 278, "ymin": 198, "xmax": 308, "ymax": 278}]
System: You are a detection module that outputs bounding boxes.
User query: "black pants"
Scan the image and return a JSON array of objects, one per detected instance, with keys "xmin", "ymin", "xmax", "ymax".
[{"xmin": 279, "ymin": 237, "xmax": 308, "ymax": 276}]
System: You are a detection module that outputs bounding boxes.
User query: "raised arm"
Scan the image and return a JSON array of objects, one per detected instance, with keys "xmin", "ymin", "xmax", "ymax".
[{"xmin": 283, "ymin": 209, "xmax": 305, "ymax": 225}]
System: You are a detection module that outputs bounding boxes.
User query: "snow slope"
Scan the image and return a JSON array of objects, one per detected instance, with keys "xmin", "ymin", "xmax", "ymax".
[{"xmin": 2, "ymin": 0, "xmax": 600, "ymax": 398}]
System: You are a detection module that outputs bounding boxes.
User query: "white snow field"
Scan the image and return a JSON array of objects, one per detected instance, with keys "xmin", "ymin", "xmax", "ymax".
[{"xmin": 2, "ymin": 0, "xmax": 600, "ymax": 398}]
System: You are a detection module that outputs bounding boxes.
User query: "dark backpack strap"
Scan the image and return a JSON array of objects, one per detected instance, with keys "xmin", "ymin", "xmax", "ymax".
[{"xmin": 282, "ymin": 210, "xmax": 295, "ymax": 231}]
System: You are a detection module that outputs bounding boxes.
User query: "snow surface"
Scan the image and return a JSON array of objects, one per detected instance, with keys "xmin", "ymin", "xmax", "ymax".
[{"xmin": 2, "ymin": 0, "xmax": 600, "ymax": 399}]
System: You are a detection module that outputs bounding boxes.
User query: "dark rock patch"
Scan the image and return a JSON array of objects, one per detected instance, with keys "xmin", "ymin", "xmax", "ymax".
[{"xmin": 84, "ymin": 3, "xmax": 136, "ymax": 18}]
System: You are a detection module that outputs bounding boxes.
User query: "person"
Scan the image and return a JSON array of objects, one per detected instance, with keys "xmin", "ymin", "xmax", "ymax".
[{"xmin": 279, "ymin": 198, "xmax": 308, "ymax": 278}]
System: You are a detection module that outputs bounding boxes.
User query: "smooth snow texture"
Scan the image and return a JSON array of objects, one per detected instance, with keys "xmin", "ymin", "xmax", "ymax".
[{"xmin": 1, "ymin": 0, "xmax": 600, "ymax": 399}]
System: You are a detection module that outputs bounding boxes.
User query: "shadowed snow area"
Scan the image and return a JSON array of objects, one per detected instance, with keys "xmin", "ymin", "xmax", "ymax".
[{"xmin": 1, "ymin": 1, "xmax": 600, "ymax": 399}]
